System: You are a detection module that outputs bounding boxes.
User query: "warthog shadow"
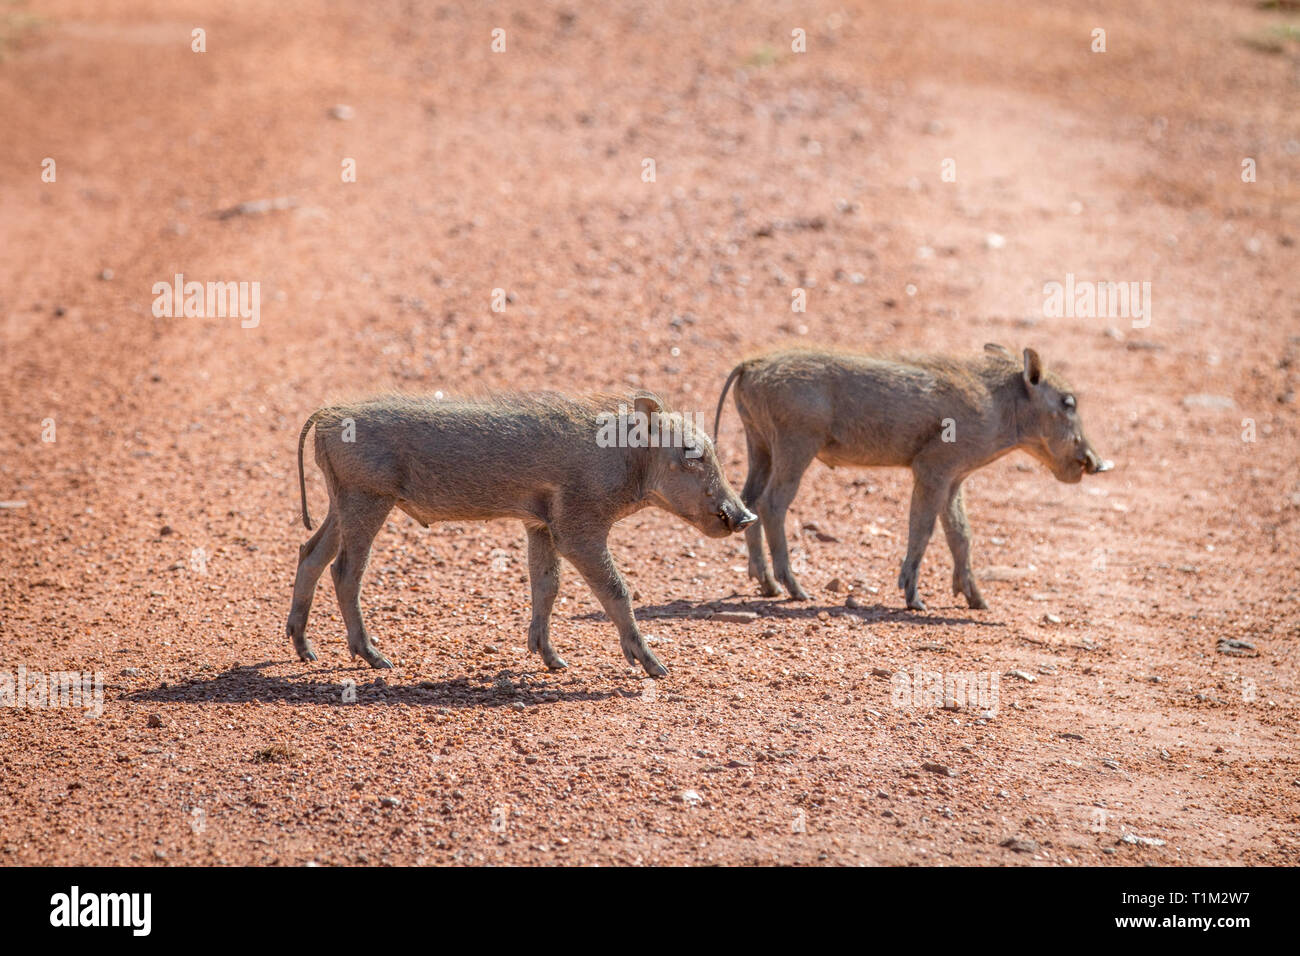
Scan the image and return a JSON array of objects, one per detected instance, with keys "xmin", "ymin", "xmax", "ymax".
[
  {"xmin": 576, "ymin": 595, "xmax": 1004, "ymax": 629},
  {"xmin": 123, "ymin": 661, "xmax": 628, "ymax": 709}
]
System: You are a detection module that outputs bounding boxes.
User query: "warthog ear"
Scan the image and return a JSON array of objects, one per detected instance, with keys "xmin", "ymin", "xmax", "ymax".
[
  {"xmin": 984, "ymin": 342, "xmax": 1014, "ymax": 360},
  {"xmin": 1022, "ymin": 348, "xmax": 1044, "ymax": 389},
  {"xmin": 633, "ymin": 392, "xmax": 663, "ymax": 419}
]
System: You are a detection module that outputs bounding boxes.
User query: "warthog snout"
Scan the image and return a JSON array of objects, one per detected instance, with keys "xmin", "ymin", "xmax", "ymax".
[
  {"xmin": 1081, "ymin": 447, "xmax": 1113, "ymax": 474},
  {"xmin": 722, "ymin": 503, "xmax": 759, "ymax": 532}
]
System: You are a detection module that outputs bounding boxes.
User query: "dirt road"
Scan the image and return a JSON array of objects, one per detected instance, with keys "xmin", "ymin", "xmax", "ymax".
[{"xmin": 1, "ymin": 0, "xmax": 1297, "ymax": 865}]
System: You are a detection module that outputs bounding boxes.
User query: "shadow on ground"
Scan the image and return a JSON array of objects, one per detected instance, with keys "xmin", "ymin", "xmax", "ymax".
[
  {"xmin": 578, "ymin": 596, "xmax": 1006, "ymax": 629},
  {"xmin": 123, "ymin": 661, "xmax": 629, "ymax": 708}
]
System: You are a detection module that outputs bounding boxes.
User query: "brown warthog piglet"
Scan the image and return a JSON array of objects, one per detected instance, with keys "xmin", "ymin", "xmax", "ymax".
[
  {"xmin": 713, "ymin": 344, "xmax": 1112, "ymax": 610},
  {"xmin": 287, "ymin": 392, "xmax": 756, "ymax": 676}
]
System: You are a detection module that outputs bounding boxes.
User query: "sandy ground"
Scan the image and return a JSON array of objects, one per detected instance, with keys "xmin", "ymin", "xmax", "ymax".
[{"xmin": 0, "ymin": 0, "xmax": 1297, "ymax": 865}]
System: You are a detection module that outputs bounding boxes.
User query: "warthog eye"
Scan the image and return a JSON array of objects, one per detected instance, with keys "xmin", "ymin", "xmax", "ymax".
[{"xmin": 1062, "ymin": 394, "xmax": 1076, "ymax": 411}]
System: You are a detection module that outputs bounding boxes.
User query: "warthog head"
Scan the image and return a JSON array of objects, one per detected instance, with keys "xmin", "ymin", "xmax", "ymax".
[
  {"xmin": 1014, "ymin": 347, "xmax": 1112, "ymax": 484},
  {"xmin": 632, "ymin": 395, "xmax": 757, "ymax": 537}
]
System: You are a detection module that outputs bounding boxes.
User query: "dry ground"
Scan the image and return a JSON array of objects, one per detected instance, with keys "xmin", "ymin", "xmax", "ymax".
[{"xmin": 0, "ymin": 0, "xmax": 1297, "ymax": 865}]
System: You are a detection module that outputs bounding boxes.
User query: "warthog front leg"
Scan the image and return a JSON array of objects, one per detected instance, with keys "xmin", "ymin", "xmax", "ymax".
[
  {"xmin": 558, "ymin": 533, "xmax": 666, "ymax": 677},
  {"xmin": 525, "ymin": 524, "xmax": 567, "ymax": 670},
  {"xmin": 744, "ymin": 521, "xmax": 776, "ymax": 596},
  {"xmin": 899, "ymin": 472, "xmax": 949, "ymax": 611},
  {"xmin": 940, "ymin": 481, "xmax": 987, "ymax": 609},
  {"xmin": 286, "ymin": 510, "xmax": 339, "ymax": 661}
]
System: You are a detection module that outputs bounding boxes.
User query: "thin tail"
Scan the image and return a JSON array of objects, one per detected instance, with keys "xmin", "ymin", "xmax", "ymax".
[
  {"xmin": 297, "ymin": 408, "xmax": 329, "ymax": 530},
  {"xmin": 712, "ymin": 362, "xmax": 745, "ymax": 448}
]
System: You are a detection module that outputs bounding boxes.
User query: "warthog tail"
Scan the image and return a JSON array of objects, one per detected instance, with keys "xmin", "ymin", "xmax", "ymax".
[
  {"xmin": 297, "ymin": 409, "xmax": 329, "ymax": 530},
  {"xmin": 712, "ymin": 363, "xmax": 745, "ymax": 448}
]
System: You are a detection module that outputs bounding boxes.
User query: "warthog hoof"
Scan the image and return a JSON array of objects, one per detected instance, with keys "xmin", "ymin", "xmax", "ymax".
[
  {"xmin": 528, "ymin": 627, "xmax": 566, "ymax": 669},
  {"xmin": 350, "ymin": 644, "xmax": 393, "ymax": 669},
  {"xmin": 899, "ymin": 567, "xmax": 926, "ymax": 610},
  {"xmin": 287, "ymin": 622, "xmax": 318, "ymax": 662},
  {"xmin": 622, "ymin": 640, "xmax": 668, "ymax": 677},
  {"xmin": 953, "ymin": 576, "xmax": 988, "ymax": 610},
  {"xmin": 641, "ymin": 656, "xmax": 669, "ymax": 678}
]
